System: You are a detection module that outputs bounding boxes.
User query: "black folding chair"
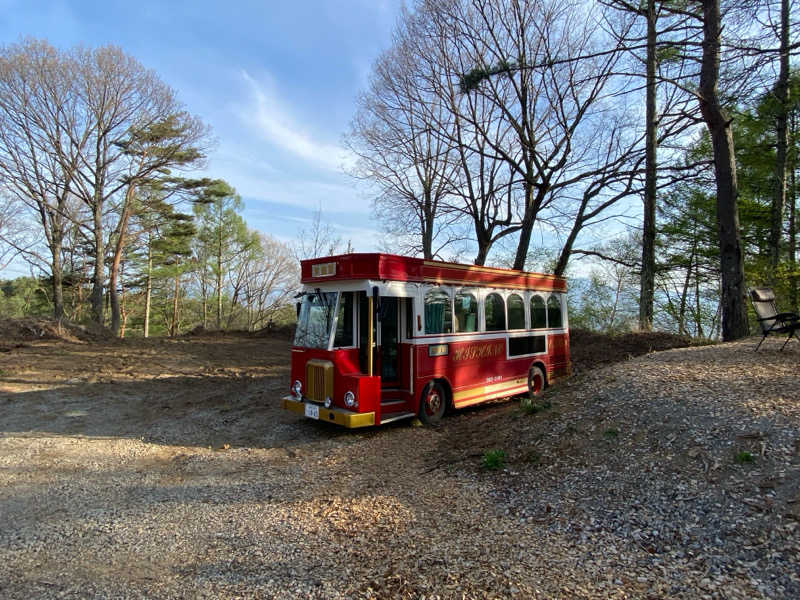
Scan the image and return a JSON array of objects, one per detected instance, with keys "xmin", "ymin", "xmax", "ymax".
[{"xmin": 749, "ymin": 287, "xmax": 800, "ymax": 351}]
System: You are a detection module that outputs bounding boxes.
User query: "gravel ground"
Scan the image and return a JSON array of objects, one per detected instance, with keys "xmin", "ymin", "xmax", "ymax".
[{"xmin": 0, "ymin": 334, "xmax": 798, "ymax": 599}]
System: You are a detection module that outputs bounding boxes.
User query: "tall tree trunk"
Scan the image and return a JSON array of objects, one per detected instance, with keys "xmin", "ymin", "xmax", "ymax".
[
  {"xmin": 216, "ymin": 224, "xmax": 223, "ymax": 329},
  {"xmin": 678, "ymin": 244, "xmax": 695, "ymax": 336},
  {"xmin": 119, "ymin": 264, "xmax": 127, "ymax": 339},
  {"xmin": 639, "ymin": 0, "xmax": 657, "ymax": 331},
  {"xmin": 109, "ymin": 193, "xmax": 133, "ymax": 337},
  {"xmin": 768, "ymin": 0, "xmax": 790, "ymax": 277},
  {"xmin": 513, "ymin": 183, "xmax": 537, "ymax": 270},
  {"xmin": 89, "ymin": 202, "xmax": 105, "ymax": 326},
  {"xmin": 698, "ymin": 0, "xmax": 749, "ymax": 341},
  {"xmin": 144, "ymin": 241, "xmax": 152, "ymax": 338},
  {"xmin": 789, "ymin": 123, "xmax": 797, "ymax": 311},
  {"xmin": 474, "ymin": 239, "xmax": 490, "ymax": 266},
  {"xmin": 422, "ymin": 190, "xmax": 434, "ymax": 260},
  {"xmin": 171, "ymin": 270, "xmax": 180, "ymax": 337},
  {"xmin": 553, "ymin": 219, "xmax": 582, "ymax": 278},
  {"xmin": 216, "ymin": 256, "xmax": 223, "ymax": 330},
  {"xmin": 50, "ymin": 235, "xmax": 65, "ymax": 320}
]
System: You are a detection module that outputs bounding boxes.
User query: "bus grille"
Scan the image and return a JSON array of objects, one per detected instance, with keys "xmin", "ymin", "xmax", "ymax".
[{"xmin": 305, "ymin": 359, "xmax": 334, "ymax": 402}]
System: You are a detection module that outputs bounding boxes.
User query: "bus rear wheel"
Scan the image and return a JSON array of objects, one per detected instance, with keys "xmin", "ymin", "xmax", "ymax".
[
  {"xmin": 527, "ymin": 365, "xmax": 545, "ymax": 399},
  {"xmin": 419, "ymin": 381, "xmax": 446, "ymax": 425}
]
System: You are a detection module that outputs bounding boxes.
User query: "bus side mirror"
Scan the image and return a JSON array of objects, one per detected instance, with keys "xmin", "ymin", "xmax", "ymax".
[{"xmin": 296, "ymin": 302, "xmax": 301, "ymax": 318}]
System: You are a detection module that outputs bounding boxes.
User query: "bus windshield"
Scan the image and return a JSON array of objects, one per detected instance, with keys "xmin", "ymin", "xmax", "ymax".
[{"xmin": 294, "ymin": 291, "xmax": 337, "ymax": 349}]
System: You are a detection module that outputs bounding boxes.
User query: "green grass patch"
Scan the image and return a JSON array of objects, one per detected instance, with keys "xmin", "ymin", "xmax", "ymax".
[
  {"xmin": 521, "ymin": 397, "xmax": 552, "ymax": 415},
  {"xmin": 734, "ymin": 450, "xmax": 755, "ymax": 464},
  {"xmin": 603, "ymin": 428, "xmax": 619, "ymax": 440},
  {"xmin": 481, "ymin": 449, "xmax": 506, "ymax": 470}
]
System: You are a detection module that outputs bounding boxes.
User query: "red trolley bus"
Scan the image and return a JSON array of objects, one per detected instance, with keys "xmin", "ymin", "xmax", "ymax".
[{"xmin": 282, "ymin": 253, "xmax": 570, "ymax": 427}]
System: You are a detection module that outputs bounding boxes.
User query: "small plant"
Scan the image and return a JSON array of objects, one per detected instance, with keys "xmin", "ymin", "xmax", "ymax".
[
  {"xmin": 735, "ymin": 450, "xmax": 755, "ymax": 464},
  {"xmin": 603, "ymin": 428, "xmax": 619, "ymax": 440},
  {"xmin": 481, "ymin": 449, "xmax": 506, "ymax": 470},
  {"xmin": 521, "ymin": 397, "xmax": 552, "ymax": 415}
]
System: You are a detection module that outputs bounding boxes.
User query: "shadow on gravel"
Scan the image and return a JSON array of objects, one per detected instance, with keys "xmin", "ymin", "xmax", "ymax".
[{"xmin": 0, "ymin": 374, "xmax": 372, "ymax": 450}]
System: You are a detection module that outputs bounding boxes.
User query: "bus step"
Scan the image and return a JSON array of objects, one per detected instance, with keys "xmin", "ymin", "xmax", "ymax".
[
  {"xmin": 380, "ymin": 399, "xmax": 408, "ymax": 409},
  {"xmin": 379, "ymin": 412, "xmax": 415, "ymax": 424}
]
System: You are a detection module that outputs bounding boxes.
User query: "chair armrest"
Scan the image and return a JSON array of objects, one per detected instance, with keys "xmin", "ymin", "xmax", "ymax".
[
  {"xmin": 757, "ymin": 313, "xmax": 800, "ymax": 322},
  {"xmin": 775, "ymin": 312, "xmax": 800, "ymax": 322}
]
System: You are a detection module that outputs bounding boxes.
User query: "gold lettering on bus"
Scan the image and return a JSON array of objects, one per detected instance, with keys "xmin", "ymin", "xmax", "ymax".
[{"xmin": 451, "ymin": 342, "xmax": 505, "ymax": 362}]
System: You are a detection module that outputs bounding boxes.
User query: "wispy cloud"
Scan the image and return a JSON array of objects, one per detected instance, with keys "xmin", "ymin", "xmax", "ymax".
[{"xmin": 240, "ymin": 70, "xmax": 354, "ymax": 172}]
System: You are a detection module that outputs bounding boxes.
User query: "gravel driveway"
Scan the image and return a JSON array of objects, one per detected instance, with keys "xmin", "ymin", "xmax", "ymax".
[{"xmin": 1, "ymin": 334, "xmax": 798, "ymax": 599}]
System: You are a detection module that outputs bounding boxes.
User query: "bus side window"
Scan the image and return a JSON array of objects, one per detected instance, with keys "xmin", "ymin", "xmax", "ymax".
[
  {"xmin": 547, "ymin": 295, "xmax": 562, "ymax": 329},
  {"xmin": 485, "ymin": 292, "xmax": 506, "ymax": 331},
  {"xmin": 508, "ymin": 293, "xmax": 525, "ymax": 330},
  {"xmin": 454, "ymin": 291, "xmax": 477, "ymax": 333},
  {"xmin": 531, "ymin": 294, "xmax": 547, "ymax": 329},
  {"xmin": 424, "ymin": 289, "xmax": 452, "ymax": 334}
]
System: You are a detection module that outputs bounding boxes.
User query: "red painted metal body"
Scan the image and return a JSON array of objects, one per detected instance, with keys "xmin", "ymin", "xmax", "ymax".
[{"xmin": 288, "ymin": 253, "xmax": 570, "ymax": 426}]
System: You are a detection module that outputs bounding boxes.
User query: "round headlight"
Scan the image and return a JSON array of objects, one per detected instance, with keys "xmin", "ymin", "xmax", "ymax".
[
  {"xmin": 292, "ymin": 380, "xmax": 302, "ymax": 398},
  {"xmin": 324, "ymin": 397, "xmax": 332, "ymax": 408},
  {"xmin": 344, "ymin": 390, "xmax": 357, "ymax": 408}
]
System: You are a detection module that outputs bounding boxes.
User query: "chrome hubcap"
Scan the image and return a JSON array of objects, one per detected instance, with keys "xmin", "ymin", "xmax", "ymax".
[{"xmin": 427, "ymin": 392, "xmax": 441, "ymax": 414}]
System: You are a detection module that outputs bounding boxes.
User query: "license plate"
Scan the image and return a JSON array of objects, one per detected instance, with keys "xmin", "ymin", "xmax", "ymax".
[{"xmin": 304, "ymin": 403, "xmax": 319, "ymax": 420}]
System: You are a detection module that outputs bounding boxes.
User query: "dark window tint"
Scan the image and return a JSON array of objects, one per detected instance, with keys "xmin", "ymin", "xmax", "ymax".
[
  {"xmin": 531, "ymin": 295, "xmax": 547, "ymax": 329},
  {"xmin": 547, "ymin": 295, "xmax": 562, "ymax": 329},
  {"xmin": 508, "ymin": 335, "xmax": 546, "ymax": 357},
  {"xmin": 334, "ymin": 292, "xmax": 354, "ymax": 346},
  {"xmin": 508, "ymin": 294, "xmax": 525, "ymax": 330},
  {"xmin": 485, "ymin": 293, "xmax": 506, "ymax": 331}
]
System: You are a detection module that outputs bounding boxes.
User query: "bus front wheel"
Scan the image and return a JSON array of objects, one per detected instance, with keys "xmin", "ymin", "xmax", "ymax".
[
  {"xmin": 527, "ymin": 365, "xmax": 546, "ymax": 399},
  {"xmin": 419, "ymin": 381, "xmax": 446, "ymax": 425}
]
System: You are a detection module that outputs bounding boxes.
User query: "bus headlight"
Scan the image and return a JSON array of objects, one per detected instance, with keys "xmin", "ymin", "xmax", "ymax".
[
  {"xmin": 324, "ymin": 397, "xmax": 332, "ymax": 408},
  {"xmin": 292, "ymin": 380, "xmax": 302, "ymax": 398},
  {"xmin": 344, "ymin": 390, "xmax": 357, "ymax": 408}
]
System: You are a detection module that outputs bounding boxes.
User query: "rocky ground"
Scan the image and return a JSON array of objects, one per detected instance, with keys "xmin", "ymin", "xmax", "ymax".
[{"xmin": 0, "ymin": 324, "xmax": 797, "ymax": 599}]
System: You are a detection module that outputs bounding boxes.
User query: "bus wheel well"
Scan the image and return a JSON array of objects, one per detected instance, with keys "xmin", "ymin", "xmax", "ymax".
[
  {"xmin": 435, "ymin": 378, "xmax": 454, "ymax": 411},
  {"xmin": 530, "ymin": 362, "xmax": 548, "ymax": 387},
  {"xmin": 527, "ymin": 362, "xmax": 548, "ymax": 398}
]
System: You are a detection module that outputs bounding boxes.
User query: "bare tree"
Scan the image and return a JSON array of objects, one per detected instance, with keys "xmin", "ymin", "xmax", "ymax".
[
  {"xmin": 239, "ymin": 233, "xmax": 298, "ymax": 330},
  {"xmin": 291, "ymin": 205, "xmax": 346, "ymax": 260},
  {"xmin": 428, "ymin": 0, "xmax": 643, "ymax": 271},
  {"xmin": 346, "ymin": 14, "xmax": 461, "ymax": 260},
  {"xmin": 0, "ymin": 194, "xmax": 27, "ymax": 270},
  {"xmin": 0, "ymin": 39, "xmax": 87, "ymax": 318},
  {"xmin": 0, "ymin": 40, "xmax": 210, "ymax": 330}
]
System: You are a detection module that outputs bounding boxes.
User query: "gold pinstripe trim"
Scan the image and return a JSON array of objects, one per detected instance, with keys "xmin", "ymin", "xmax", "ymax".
[
  {"xmin": 453, "ymin": 377, "xmax": 528, "ymax": 404},
  {"xmin": 423, "ymin": 260, "xmax": 561, "ymax": 279},
  {"xmin": 423, "ymin": 276, "xmax": 566, "ymax": 291},
  {"xmin": 454, "ymin": 384, "xmax": 529, "ymax": 408}
]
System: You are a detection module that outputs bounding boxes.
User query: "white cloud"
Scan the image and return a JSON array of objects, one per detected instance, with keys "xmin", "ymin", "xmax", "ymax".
[{"xmin": 239, "ymin": 70, "xmax": 355, "ymax": 172}]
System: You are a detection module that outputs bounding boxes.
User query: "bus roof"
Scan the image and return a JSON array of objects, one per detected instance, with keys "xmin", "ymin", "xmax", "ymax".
[{"xmin": 301, "ymin": 253, "xmax": 566, "ymax": 292}]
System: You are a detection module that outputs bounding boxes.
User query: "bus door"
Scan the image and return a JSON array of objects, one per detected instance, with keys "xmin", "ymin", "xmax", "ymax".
[{"xmin": 379, "ymin": 296, "xmax": 399, "ymax": 385}]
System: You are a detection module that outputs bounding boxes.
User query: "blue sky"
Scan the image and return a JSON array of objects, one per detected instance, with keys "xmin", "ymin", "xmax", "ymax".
[{"xmin": 1, "ymin": 0, "xmax": 402, "ymax": 251}]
